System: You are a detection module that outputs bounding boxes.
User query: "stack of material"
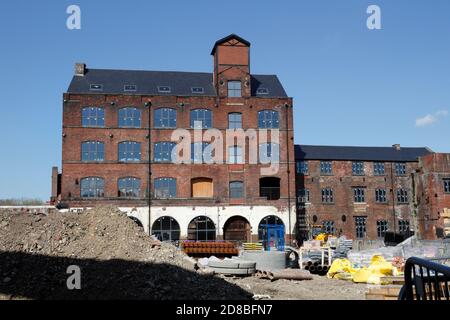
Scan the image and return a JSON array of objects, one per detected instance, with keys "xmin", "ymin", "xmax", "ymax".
[
  {"xmin": 207, "ymin": 259, "xmax": 256, "ymax": 276},
  {"xmin": 365, "ymin": 285, "xmax": 403, "ymax": 300},
  {"xmin": 304, "ymin": 261, "xmax": 329, "ymax": 276},
  {"xmin": 242, "ymin": 243, "xmax": 263, "ymax": 251},
  {"xmin": 182, "ymin": 242, "xmax": 239, "ymax": 257},
  {"xmin": 333, "ymin": 238, "xmax": 353, "ymax": 259}
]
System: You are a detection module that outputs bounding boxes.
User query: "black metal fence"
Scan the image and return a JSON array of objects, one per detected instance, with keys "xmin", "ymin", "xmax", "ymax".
[{"xmin": 400, "ymin": 257, "xmax": 450, "ymax": 300}]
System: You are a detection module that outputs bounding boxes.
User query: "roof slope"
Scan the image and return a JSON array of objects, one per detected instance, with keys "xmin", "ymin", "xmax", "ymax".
[
  {"xmin": 67, "ymin": 68, "xmax": 288, "ymax": 98},
  {"xmin": 295, "ymin": 145, "xmax": 432, "ymax": 162}
]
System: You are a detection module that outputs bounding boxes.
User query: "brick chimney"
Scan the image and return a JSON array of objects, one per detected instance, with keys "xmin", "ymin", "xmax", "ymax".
[
  {"xmin": 393, "ymin": 144, "xmax": 401, "ymax": 151},
  {"xmin": 211, "ymin": 34, "xmax": 251, "ymax": 98},
  {"xmin": 75, "ymin": 63, "xmax": 86, "ymax": 76}
]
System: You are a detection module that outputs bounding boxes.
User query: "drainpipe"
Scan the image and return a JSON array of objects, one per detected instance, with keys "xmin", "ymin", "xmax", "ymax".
[
  {"xmin": 390, "ymin": 163, "xmax": 396, "ymax": 234},
  {"xmin": 146, "ymin": 101, "xmax": 152, "ymax": 235},
  {"xmin": 285, "ymin": 103, "xmax": 292, "ymax": 246}
]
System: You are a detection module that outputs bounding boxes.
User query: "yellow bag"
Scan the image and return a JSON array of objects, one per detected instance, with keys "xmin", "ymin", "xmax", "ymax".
[
  {"xmin": 327, "ymin": 259, "xmax": 357, "ymax": 279},
  {"xmin": 352, "ymin": 268, "xmax": 370, "ymax": 283}
]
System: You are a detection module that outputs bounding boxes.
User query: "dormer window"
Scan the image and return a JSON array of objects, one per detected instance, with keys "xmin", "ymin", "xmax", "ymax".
[
  {"xmin": 256, "ymin": 88, "xmax": 269, "ymax": 95},
  {"xmin": 158, "ymin": 86, "xmax": 171, "ymax": 93},
  {"xmin": 227, "ymin": 81, "xmax": 241, "ymax": 97},
  {"xmin": 89, "ymin": 84, "xmax": 103, "ymax": 91}
]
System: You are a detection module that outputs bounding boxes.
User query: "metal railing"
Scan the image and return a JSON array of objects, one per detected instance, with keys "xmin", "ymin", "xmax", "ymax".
[{"xmin": 400, "ymin": 257, "xmax": 450, "ymax": 300}]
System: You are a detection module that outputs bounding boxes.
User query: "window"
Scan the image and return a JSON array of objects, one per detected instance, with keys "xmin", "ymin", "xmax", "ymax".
[
  {"xmin": 124, "ymin": 85, "xmax": 137, "ymax": 92},
  {"xmin": 118, "ymin": 107, "xmax": 141, "ymax": 128},
  {"xmin": 82, "ymin": 107, "xmax": 104, "ymax": 127},
  {"xmin": 191, "ymin": 87, "xmax": 204, "ymax": 94},
  {"xmin": 228, "ymin": 113, "xmax": 242, "ymax": 129},
  {"xmin": 258, "ymin": 110, "xmax": 279, "ymax": 129},
  {"xmin": 228, "ymin": 146, "xmax": 243, "ymax": 164},
  {"xmin": 296, "ymin": 161, "xmax": 309, "ymax": 174},
  {"xmin": 256, "ymin": 88, "xmax": 269, "ymax": 95},
  {"xmin": 377, "ymin": 220, "xmax": 389, "ymax": 238},
  {"xmin": 374, "ymin": 162, "xmax": 385, "ymax": 176},
  {"xmin": 259, "ymin": 177, "xmax": 281, "ymax": 200},
  {"xmin": 118, "ymin": 141, "xmax": 141, "ymax": 162},
  {"xmin": 152, "ymin": 217, "xmax": 180, "ymax": 242},
  {"xmin": 397, "ymin": 189, "xmax": 409, "ymax": 204},
  {"xmin": 89, "ymin": 84, "xmax": 103, "ymax": 91},
  {"xmin": 154, "ymin": 178, "xmax": 176, "ymax": 199},
  {"xmin": 320, "ymin": 161, "xmax": 333, "ymax": 175},
  {"xmin": 118, "ymin": 177, "xmax": 141, "ymax": 197},
  {"xmin": 375, "ymin": 189, "xmax": 387, "ymax": 203},
  {"xmin": 154, "ymin": 142, "xmax": 176, "ymax": 162},
  {"xmin": 323, "ymin": 221, "xmax": 335, "ymax": 235},
  {"xmin": 352, "ymin": 162, "xmax": 365, "ymax": 176},
  {"xmin": 191, "ymin": 142, "xmax": 212, "ymax": 163},
  {"xmin": 398, "ymin": 220, "xmax": 410, "ymax": 235},
  {"xmin": 80, "ymin": 177, "xmax": 104, "ymax": 198},
  {"xmin": 154, "ymin": 108, "xmax": 177, "ymax": 128},
  {"xmin": 354, "ymin": 217, "xmax": 367, "ymax": 239},
  {"xmin": 188, "ymin": 216, "xmax": 216, "ymax": 241},
  {"xmin": 229, "ymin": 181, "xmax": 244, "ymax": 199},
  {"xmin": 191, "ymin": 178, "xmax": 213, "ymax": 198},
  {"xmin": 444, "ymin": 179, "xmax": 450, "ymax": 193},
  {"xmin": 157, "ymin": 86, "xmax": 171, "ymax": 93},
  {"xmin": 321, "ymin": 188, "xmax": 334, "ymax": 203},
  {"xmin": 259, "ymin": 143, "xmax": 280, "ymax": 163},
  {"xmin": 297, "ymin": 189, "xmax": 310, "ymax": 203},
  {"xmin": 353, "ymin": 188, "xmax": 366, "ymax": 203},
  {"xmin": 395, "ymin": 162, "xmax": 407, "ymax": 176},
  {"xmin": 81, "ymin": 141, "xmax": 104, "ymax": 162},
  {"xmin": 227, "ymin": 81, "xmax": 241, "ymax": 97},
  {"xmin": 190, "ymin": 109, "xmax": 212, "ymax": 129}
]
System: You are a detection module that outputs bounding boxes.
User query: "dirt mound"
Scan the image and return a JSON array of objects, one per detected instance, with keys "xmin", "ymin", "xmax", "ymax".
[{"xmin": 0, "ymin": 206, "xmax": 251, "ymax": 300}]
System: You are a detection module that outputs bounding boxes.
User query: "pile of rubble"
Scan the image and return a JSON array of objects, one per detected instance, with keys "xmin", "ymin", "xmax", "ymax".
[{"xmin": 0, "ymin": 206, "xmax": 251, "ymax": 300}]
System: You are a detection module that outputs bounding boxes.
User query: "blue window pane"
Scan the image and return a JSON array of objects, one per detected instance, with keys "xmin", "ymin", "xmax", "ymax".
[
  {"xmin": 82, "ymin": 107, "xmax": 104, "ymax": 127},
  {"xmin": 191, "ymin": 142, "xmax": 212, "ymax": 163},
  {"xmin": 118, "ymin": 177, "xmax": 141, "ymax": 197},
  {"xmin": 81, "ymin": 141, "xmax": 104, "ymax": 162},
  {"xmin": 154, "ymin": 108, "xmax": 177, "ymax": 128},
  {"xmin": 258, "ymin": 110, "xmax": 279, "ymax": 129},
  {"xmin": 154, "ymin": 142, "xmax": 176, "ymax": 162},
  {"xmin": 154, "ymin": 178, "xmax": 177, "ymax": 199},
  {"xmin": 190, "ymin": 109, "xmax": 212, "ymax": 129},
  {"xmin": 80, "ymin": 177, "xmax": 104, "ymax": 198},
  {"xmin": 118, "ymin": 142, "xmax": 141, "ymax": 162},
  {"xmin": 119, "ymin": 107, "xmax": 141, "ymax": 128},
  {"xmin": 259, "ymin": 143, "xmax": 280, "ymax": 163},
  {"xmin": 229, "ymin": 181, "xmax": 244, "ymax": 198}
]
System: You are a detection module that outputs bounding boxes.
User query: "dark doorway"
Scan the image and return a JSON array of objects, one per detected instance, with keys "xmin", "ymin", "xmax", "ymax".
[
  {"xmin": 223, "ymin": 216, "xmax": 251, "ymax": 242},
  {"xmin": 259, "ymin": 177, "xmax": 281, "ymax": 200}
]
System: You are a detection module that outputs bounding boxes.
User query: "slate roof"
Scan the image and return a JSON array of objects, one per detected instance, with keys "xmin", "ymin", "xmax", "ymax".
[
  {"xmin": 67, "ymin": 69, "xmax": 288, "ymax": 98},
  {"xmin": 295, "ymin": 145, "xmax": 432, "ymax": 162}
]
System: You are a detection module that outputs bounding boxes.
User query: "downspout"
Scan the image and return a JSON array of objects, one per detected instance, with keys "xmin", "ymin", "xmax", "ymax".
[
  {"xmin": 146, "ymin": 101, "xmax": 152, "ymax": 235},
  {"xmin": 285, "ymin": 103, "xmax": 292, "ymax": 246},
  {"xmin": 390, "ymin": 163, "xmax": 396, "ymax": 234}
]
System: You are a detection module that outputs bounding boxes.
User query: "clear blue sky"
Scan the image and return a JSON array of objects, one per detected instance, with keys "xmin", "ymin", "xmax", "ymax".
[{"xmin": 0, "ymin": 0, "xmax": 449, "ymax": 200}]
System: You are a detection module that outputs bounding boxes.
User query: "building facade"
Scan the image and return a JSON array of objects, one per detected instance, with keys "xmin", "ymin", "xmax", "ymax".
[
  {"xmin": 56, "ymin": 34, "xmax": 297, "ymax": 244},
  {"xmin": 295, "ymin": 145, "xmax": 433, "ymax": 241}
]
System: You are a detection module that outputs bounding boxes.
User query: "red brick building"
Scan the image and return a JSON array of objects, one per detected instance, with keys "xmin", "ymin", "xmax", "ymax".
[
  {"xmin": 295, "ymin": 144, "xmax": 433, "ymax": 241},
  {"xmin": 413, "ymin": 153, "xmax": 450, "ymax": 239},
  {"xmin": 55, "ymin": 34, "xmax": 296, "ymax": 244}
]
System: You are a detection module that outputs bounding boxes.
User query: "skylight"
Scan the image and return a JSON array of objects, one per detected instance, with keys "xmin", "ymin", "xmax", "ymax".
[
  {"xmin": 191, "ymin": 87, "xmax": 204, "ymax": 94},
  {"xmin": 90, "ymin": 84, "xmax": 103, "ymax": 91},
  {"xmin": 124, "ymin": 85, "xmax": 137, "ymax": 92},
  {"xmin": 158, "ymin": 86, "xmax": 171, "ymax": 93}
]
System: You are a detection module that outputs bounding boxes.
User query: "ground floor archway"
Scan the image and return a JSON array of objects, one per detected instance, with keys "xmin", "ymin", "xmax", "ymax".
[
  {"xmin": 258, "ymin": 215, "xmax": 285, "ymax": 250},
  {"xmin": 151, "ymin": 216, "xmax": 180, "ymax": 241},
  {"xmin": 223, "ymin": 216, "xmax": 251, "ymax": 242},
  {"xmin": 188, "ymin": 216, "xmax": 216, "ymax": 241}
]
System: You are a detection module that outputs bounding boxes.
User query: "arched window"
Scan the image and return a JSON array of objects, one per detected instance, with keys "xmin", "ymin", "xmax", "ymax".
[
  {"xmin": 188, "ymin": 216, "xmax": 216, "ymax": 241},
  {"xmin": 190, "ymin": 109, "xmax": 212, "ymax": 129},
  {"xmin": 154, "ymin": 142, "xmax": 176, "ymax": 162},
  {"xmin": 118, "ymin": 177, "xmax": 141, "ymax": 197},
  {"xmin": 118, "ymin": 107, "xmax": 141, "ymax": 128},
  {"xmin": 152, "ymin": 216, "xmax": 181, "ymax": 241},
  {"xmin": 81, "ymin": 141, "xmax": 104, "ymax": 162},
  {"xmin": 154, "ymin": 108, "xmax": 176, "ymax": 128},
  {"xmin": 258, "ymin": 215, "xmax": 285, "ymax": 250},
  {"xmin": 82, "ymin": 107, "xmax": 104, "ymax": 127},
  {"xmin": 259, "ymin": 143, "xmax": 280, "ymax": 163},
  {"xmin": 191, "ymin": 142, "xmax": 212, "ymax": 163},
  {"xmin": 80, "ymin": 177, "xmax": 104, "ymax": 198},
  {"xmin": 191, "ymin": 178, "xmax": 213, "ymax": 198},
  {"xmin": 118, "ymin": 141, "xmax": 141, "ymax": 162},
  {"xmin": 258, "ymin": 110, "xmax": 279, "ymax": 129},
  {"xmin": 154, "ymin": 178, "xmax": 176, "ymax": 199}
]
